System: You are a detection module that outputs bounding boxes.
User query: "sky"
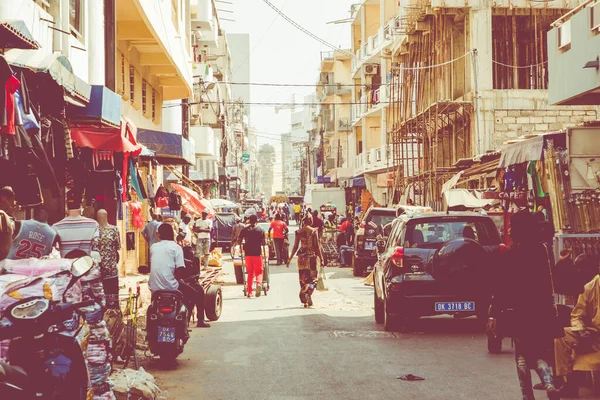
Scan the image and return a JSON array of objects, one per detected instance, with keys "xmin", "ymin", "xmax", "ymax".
[{"xmin": 220, "ymin": 0, "xmax": 356, "ymax": 182}]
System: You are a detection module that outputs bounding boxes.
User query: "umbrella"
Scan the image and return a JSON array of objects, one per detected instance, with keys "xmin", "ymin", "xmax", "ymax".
[
  {"xmin": 0, "ymin": 20, "xmax": 40, "ymax": 50},
  {"xmin": 209, "ymin": 198, "xmax": 239, "ymax": 209},
  {"xmin": 170, "ymin": 183, "xmax": 215, "ymax": 217}
]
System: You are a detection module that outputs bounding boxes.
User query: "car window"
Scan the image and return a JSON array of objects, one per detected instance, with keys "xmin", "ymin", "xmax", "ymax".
[
  {"xmin": 366, "ymin": 212, "xmax": 396, "ymax": 228},
  {"xmin": 388, "ymin": 220, "xmax": 404, "ymax": 250},
  {"xmin": 404, "ymin": 219, "xmax": 499, "ymax": 248}
]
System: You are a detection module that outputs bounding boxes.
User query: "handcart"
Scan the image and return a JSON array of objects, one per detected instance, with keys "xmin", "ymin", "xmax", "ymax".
[
  {"xmin": 321, "ymin": 231, "xmax": 341, "ymax": 266},
  {"xmin": 242, "ymin": 252, "xmax": 271, "ymax": 297}
]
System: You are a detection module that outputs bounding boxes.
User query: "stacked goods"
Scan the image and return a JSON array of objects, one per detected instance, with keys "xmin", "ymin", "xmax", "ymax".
[
  {"xmin": 112, "ymin": 367, "xmax": 167, "ymax": 400},
  {"xmin": 80, "ymin": 263, "xmax": 115, "ymax": 400}
]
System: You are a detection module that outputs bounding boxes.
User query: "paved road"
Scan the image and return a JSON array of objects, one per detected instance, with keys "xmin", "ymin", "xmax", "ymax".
[{"xmin": 145, "ymin": 230, "xmax": 593, "ymax": 400}]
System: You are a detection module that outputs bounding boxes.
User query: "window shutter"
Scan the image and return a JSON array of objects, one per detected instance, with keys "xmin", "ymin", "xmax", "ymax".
[{"xmin": 153, "ymin": 90, "xmax": 162, "ymax": 125}]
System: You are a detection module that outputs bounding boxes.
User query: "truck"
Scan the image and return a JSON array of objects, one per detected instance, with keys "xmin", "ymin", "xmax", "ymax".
[{"xmin": 305, "ymin": 187, "xmax": 346, "ymax": 214}]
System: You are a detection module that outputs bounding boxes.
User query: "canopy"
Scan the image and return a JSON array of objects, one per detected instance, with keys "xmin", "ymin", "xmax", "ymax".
[
  {"xmin": 498, "ymin": 133, "xmax": 565, "ymax": 168},
  {"xmin": 209, "ymin": 198, "xmax": 239, "ymax": 209},
  {"xmin": 4, "ymin": 48, "xmax": 91, "ymax": 101},
  {"xmin": 443, "ymin": 189, "xmax": 497, "ymax": 210},
  {"xmin": 350, "ymin": 176, "xmax": 366, "ymax": 187},
  {"xmin": 70, "ymin": 119, "xmax": 142, "ymax": 154},
  {"xmin": 137, "ymin": 129, "xmax": 195, "ymax": 165},
  {"xmin": 0, "ymin": 20, "xmax": 40, "ymax": 49},
  {"xmin": 170, "ymin": 183, "xmax": 215, "ymax": 217}
]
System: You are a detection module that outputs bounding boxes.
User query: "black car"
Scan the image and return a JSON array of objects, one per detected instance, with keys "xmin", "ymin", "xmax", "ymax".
[
  {"xmin": 373, "ymin": 212, "xmax": 505, "ymax": 331},
  {"xmin": 352, "ymin": 207, "xmax": 396, "ymax": 277}
]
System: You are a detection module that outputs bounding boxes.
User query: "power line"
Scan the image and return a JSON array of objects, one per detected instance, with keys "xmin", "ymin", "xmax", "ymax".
[
  {"xmin": 261, "ymin": 0, "xmax": 354, "ymax": 58},
  {"xmin": 223, "ymin": 81, "xmax": 373, "ymax": 88},
  {"xmin": 165, "ymin": 101, "xmax": 383, "ymax": 108}
]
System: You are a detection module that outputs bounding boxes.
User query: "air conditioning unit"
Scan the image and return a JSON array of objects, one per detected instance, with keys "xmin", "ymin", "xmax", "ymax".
[{"xmin": 364, "ymin": 64, "xmax": 379, "ymax": 75}]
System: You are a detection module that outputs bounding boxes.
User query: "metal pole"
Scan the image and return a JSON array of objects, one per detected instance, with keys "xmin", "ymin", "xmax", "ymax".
[
  {"xmin": 471, "ymin": 49, "xmax": 482, "ymax": 155},
  {"xmin": 104, "ymin": 0, "xmax": 116, "ymax": 91}
]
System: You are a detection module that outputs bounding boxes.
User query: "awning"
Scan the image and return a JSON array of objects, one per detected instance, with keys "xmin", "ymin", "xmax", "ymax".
[
  {"xmin": 140, "ymin": 145, "xmax": 156, "ymax": 157},
  {"xmin": 443, "ymin": 189, "xmax": 498, "ymax": 210},
  {"xmin": 70, "ymin": 119, "xmax": 141, "ymax": 154},
  {"xmin": 137, "ymin": 129, "xmax": 195, "ymax": 165},
  {"xmin": 4, "ymin": 48, "xmax": 91, "ymax": 102},
  {"xmin": 69, "ymin": 85, "xmax": 121, "ymax": 127},
  {"xmin": 0, "ymin": 20, "xmax": 40, "ymax": 49},
  {"xmin": 350, "ymin": 176, "xmax": 366, "ymax": 187},
  {"xmin": 498, "ymin": 132, "xmax": 565, "ymax": 168},
  {"xmin": 170, "ymin": 183, "xmax": 215, "ymax": 217}
]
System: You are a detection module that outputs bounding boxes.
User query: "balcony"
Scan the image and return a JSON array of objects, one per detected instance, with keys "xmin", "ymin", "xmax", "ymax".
[
  {"xmin": 351, "ymin": 18, "xmax": 398, "ymax": 76},
  {"xmin": 364, "ymin": 146, "xmax": 388, "ymax": 172},
  {"xmin": 354, "ymin": 152, "xmax": 366, "ymax": 175},
  {"xmin": 338, "ymin": 118, "xmax": 351, "ymax": 131},
  {"xmin": 190, "ymin": 125, "xmax": 218, "ymax": 157}
]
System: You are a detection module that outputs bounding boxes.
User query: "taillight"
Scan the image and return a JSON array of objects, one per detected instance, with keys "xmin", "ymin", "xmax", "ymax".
[
  {"xmin": 391, "ymin": 246, "xmax": 404, "ymax": 268},
  {"xmin": 159, "ymin": 306, "xmax": 174, "ymax": 313},
  {"xmin": 360, "ymin": 222, "xmax": 365, "ymax": 228},
  {"xmin": 498, "ymin": 243, "xmax": 509, "ymax": 254}
]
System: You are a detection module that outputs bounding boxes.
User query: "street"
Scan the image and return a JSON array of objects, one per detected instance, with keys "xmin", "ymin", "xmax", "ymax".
[{"xmin": 144, "ymin": 231, "xmax": 594, "ymax": 400}]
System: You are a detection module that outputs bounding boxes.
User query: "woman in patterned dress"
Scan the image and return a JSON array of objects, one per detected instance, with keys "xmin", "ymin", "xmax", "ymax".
[
  {"xmin": 286, "ymin": 215, "xmax": 324, "ymax": 307},
  {"xmin": 97, "ymin": 209, "xmax": 121, "ymax": 309}
]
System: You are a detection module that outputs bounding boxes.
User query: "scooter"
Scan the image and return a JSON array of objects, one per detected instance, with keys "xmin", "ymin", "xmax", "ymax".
[
  {"xmin": 145, "ymin": 284, "xmax": 190, "ymax": 363},
  {"xmin": 0, "ymin": 256, "xmax": 96, "ymax": 399}
]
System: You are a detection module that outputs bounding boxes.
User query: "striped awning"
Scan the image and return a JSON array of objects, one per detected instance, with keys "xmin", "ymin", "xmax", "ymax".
[
  {"xmin": 0, "ymin": 20, "xmax": 40, "ymax": 50},
  {"xmin": 4, "ymin": 48, "xmax": 91, "ymax": 102}
]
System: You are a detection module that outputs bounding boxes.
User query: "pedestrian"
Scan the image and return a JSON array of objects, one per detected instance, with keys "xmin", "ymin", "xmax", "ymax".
[
  {"xmin": 5, "ymin": 208, "xmax": 56, "ymax": 260},
  {"xmin": 312, "ymin": 210, "xmax": 323, "ymax": 236},
  {"xmin": 142, "ymin": 213, "xmax": 162, "ymax": 247},
  {"xmin": 231, "ymin": 216, "xmax": 245, "ymax": 250},
  {"xmin": 286, "ymin": 215, "xmax": 324, "ymax": 308},
  {"xmin": 0, "ymin": 186, "xmax": 16, "ymax": 260},
  {"xmin": 179, "ymin": 214, "xmax": 193, "ymax": 245},
  {"xmin": 283, "ymin": 203, "xmax": 290, "ymax": 224},
  {"xmin": 96, "ymin": 209, "xmax": 121, "ymax": 309},
  {"xmin": 149, "ymin": 223, "xmax": 210, "ymax": 328},
  {"xmin": 53, "ymin": 190, "xmax": 100, "ymax": 258},
  {"xmin": 293, "ymin": 203, "xmax": 301, "ymax": 224},
  {"xmin": 488, "ymin": 210, "xmax": 561, "ymax": 400},
  {"xmin": 238, "ymin": 214, "xmax": 266, "ymax": 298},
  {"xmin": 553, "ymin": 254, "xmax": 600, "ymax": 397},
  {"xmin": 194, "ymin": 210, "xmax": 213, "ymax": 268},
  {"xmin": 268, "ymin": 214, "xmax": 287, "ymax": 265}
]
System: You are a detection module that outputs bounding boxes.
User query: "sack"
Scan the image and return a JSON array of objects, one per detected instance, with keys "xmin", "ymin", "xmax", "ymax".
[
  {"xmin": 317, "ymin": 263, "xmax": 328, "ymax": 291},
  {"xmin": 155, "ymin": 196, "xmax": 168, "ymax": 208},
  {"xmin": 169, "ymin": 191, "xmax": 182, "ymax": 210}
]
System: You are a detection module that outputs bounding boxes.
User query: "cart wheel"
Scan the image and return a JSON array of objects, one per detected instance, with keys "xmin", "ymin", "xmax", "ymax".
[{"xmin": 205, "ymin": 285, "xmax": 223, "ymax": 321}]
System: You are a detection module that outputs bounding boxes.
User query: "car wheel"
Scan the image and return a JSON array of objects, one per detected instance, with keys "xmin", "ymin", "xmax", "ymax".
[
  {"xmin": 487, "ymin": 334, "xmax": 503, "ymax": 354},
  {"xmin": 234, "ymin": 265, "xmax": 244, "ymax": 284},
  {"xmin": 374, "ymin": 288, "xmax": 384, "ymax": 324},
  {"xmin": 205, "ymin": 285, "xmax": 223, "ymax": 321},
  {"xmin": 352, "ymin": 256, "xmax": 363, "ymax": 277}
]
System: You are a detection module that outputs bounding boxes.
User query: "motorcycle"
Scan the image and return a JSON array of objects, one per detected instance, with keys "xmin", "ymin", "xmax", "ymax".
[
  {"xmin": 0, "ymin": 256, "xmax": 95, "ymax": 399},
  {"xmin": 144, "ymin": 274, "xmax": 191, "ymax": 363}
]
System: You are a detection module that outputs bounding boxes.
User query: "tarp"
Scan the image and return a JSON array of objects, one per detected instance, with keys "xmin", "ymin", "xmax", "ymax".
[
  {"xmin": 4, "ymin": 48, "xmax": 91, "ymax": 101},
  {"xmin": 214, "ymin": 213, "xmax": 236, "ymax": 246},
  {"xmin": 443, "ymin": 189, "xmax": 497, "ymax": 209},
  {"xmin": 209, "ymin": 199, "xmax": 239, "ymax": 209},
  {"xmin": 170, "ymin": 183, "xmax": 215, "ymax": 217},
  {"xmin": 498, "ymin": 133, "xmax": 564, "ymax": 168},
  {"xmin": 137, "ymin": 129, "xmax": 195, "ymax": 165},
  {"xmin": 350, "ymin": 176, "xmax": 366, "ymax": 187}
]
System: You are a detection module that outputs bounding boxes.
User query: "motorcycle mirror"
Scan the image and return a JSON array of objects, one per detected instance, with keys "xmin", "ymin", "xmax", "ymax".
[{"xmin": 71, "ymin": 256, "xmax": 94, "ymax": 277}]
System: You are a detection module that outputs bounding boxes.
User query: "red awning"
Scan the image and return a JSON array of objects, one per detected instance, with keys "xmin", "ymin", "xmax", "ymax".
[{"xmin": 70, "ymin": 118, "xmax": 142, "ymax": 154}]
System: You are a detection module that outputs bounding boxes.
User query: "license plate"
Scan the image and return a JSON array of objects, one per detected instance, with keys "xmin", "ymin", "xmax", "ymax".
[
  {"xmin": 434, "ymin": 302, "xmax": 475, "ymax": 312},
  {"xmin": 157, "ymin": 326, "xmax": 176, "ymax": 343},
  {"xmin": 364, "ymin": 241, "xmax": 376, "ymax": 250}
]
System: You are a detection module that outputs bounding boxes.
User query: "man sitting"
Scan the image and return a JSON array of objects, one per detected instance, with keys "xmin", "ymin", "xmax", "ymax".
[
  {"xmin": 149, "ymin": 223, "xmax": 210, "ymax": 328},
  {"xmin": 554, "ymin": 255, "xmax": 600, "ymax": 396}
]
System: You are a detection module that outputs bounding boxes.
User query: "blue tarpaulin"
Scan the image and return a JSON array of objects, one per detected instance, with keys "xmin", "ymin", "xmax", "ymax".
[
  {"xmin": 137, "ymin": 129, "xmax": 195, "ymax": 165},
  {"xmin": 69, "ymin": 85, "xmax": 121, "ymax": 127}
]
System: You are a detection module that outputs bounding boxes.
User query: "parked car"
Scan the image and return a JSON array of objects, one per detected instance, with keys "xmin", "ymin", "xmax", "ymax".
[
  {"xmin": 352, "ymin": 207, "xmax": 396, "ymax": 276},
  {"xmin": 373, "ymin": 212, "xmax": 506, "ymax": 331}
]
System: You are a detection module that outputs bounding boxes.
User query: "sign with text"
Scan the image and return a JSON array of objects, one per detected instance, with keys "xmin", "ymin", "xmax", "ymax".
[{"xmin": 241, "ymin": 154, "xmax": 250, "ymax": 163}]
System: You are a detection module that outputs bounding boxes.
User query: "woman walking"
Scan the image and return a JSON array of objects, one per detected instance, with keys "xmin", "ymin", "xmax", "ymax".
[
  {"xmin": 286, "ymin": 215, "xmax": 324, "ymax": 308},
  {"xmin": 489, "ymin": 210, "xmax": 561, "ymax": 400},
  {"xmin": 96, "ymin": 209, "xmax": 121, "ymax": 309}
]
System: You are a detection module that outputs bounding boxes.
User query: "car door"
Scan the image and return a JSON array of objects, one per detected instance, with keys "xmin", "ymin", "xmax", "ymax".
[{"xmin": 376, "ymin": 220, "xmax": 403, "ymax": 301}]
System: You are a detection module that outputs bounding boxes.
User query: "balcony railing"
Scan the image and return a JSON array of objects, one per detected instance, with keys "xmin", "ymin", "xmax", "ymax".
[{"xmin": 338, "ymin": 118, "xmax": 351, "ymax": 131}]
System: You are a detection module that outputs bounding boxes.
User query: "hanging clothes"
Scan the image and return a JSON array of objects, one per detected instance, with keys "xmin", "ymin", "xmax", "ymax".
[
  {"xmin": 129, "ymin": 201, "xmax": 143, "ymax": 229},
  {"xmin": 136, "ymin": 169, "xmax": 148, "ymax": 199},
  {"xmin": 0, "ymin": 74, "xmax": 21, "ymax": 135},
  {"xmin": 93, "ymin": 149, "xmax": 115, "ymax": 172},
  {"xmin": 0, "ymin": 56, "xmax": 12, "ymax": 127},
  {"xmin": 129, "ymin": 158, "xmax": 144, "ymax": 200},
  {"xmin": 147, "ymin": 174, "xmax": 155, "ymax": 198}
]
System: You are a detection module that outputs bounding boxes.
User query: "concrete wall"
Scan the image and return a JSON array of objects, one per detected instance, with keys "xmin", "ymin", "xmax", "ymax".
[{"xmin": 548, "ymin": 4, "xmax": 600, "ymax": 105}]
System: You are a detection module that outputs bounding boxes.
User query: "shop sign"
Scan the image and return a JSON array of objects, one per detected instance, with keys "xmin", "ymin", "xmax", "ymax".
[
  {"xmin": 320, "ymin": 205, "xmax": 336, "ymax": 212},
  {"xmin": 483, "ymin": 191, "xmax": 527, "ymax": 205},
  {"xmin": 160, "ymin": 207, "xmax": 178, "ymax": 218},
  {"xmin": 241, "ymin": 154, "xmax": 250, "ymax": 163}
]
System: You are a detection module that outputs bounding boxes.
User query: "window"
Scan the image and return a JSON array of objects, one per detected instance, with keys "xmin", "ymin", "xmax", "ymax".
[
  {"xmin": 142, "ymin": 80, "xmax": 147, "ymax": 115},
  {"xmin": 152, "ymin": 90, "xmax": 156, "ymax": 120},
  {"xmin": 69, "ymin": 0, "xmax": 82, "ymax": 38},
  {"xmin": 404, "ymin": 219, "xmax": 500, "ymax": 249},
  {"xmin": 119, "ymin": 53, "xmax": 125, "ymax": 95},
  {"xmin": 33, "ymin": 0, "xmax": 51, "ymax": 12},
  {"xmin": 129, "ymin": 66, "xmax": 135, "ymax": 105}
]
